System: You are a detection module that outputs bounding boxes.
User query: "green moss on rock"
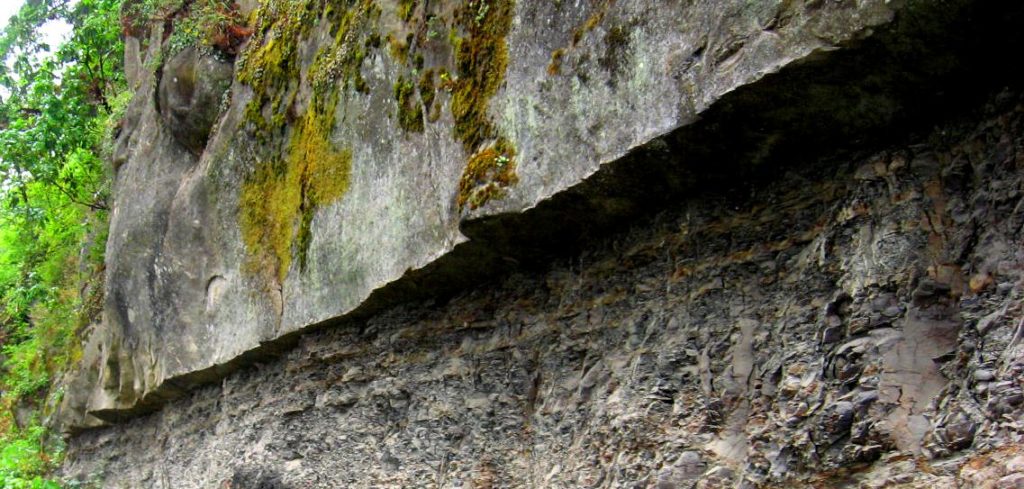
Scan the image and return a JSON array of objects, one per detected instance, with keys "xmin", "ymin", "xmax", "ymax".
[
  {"xmin": 240, "ymin": 100, "xmax": 352, "ymax": 283},
  {"xmin": 387, "ymin": 33, "xmax": 412, "ymax": 64},
  {"xmin": 419, "ymin": 68, "xmax": 440, "ymax": 122},
  {"xmin": 450, "ymin": 0, "xmax": 519, "ymax": 210},
  {"xmin": 236, "ymin": 0, "xmax": 377, "ymax": 281},
  {"xmin": 238, "ymin": 0, "xmax": 378, "ymax": 137},
  {"xmin": 394, "ymin": 76, "xmax": 425, "ymax": 133},
  {"xmin": 237, "ymin": 0, "xmax": 522, "ymax": 276},
  {"xmin": 236, "ymin": 0, "xmax": 317, "ymax": 135},
  {"xmin": 450, "ymin": 0, "xmax": 514, "ymax": 153},
  {"xmin": 398, "ymin": 0, "xmax": 418, "ymax": 22},
  {"xmin": 457, "ymin": 138, "xmax": 518, "ymax": 210},
  {"xmin": 310, "ymin": 0, "xmax": 380, "ymax": 97}
]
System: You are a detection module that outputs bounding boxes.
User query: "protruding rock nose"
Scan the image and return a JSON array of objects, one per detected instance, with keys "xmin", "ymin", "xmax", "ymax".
[{"xmin": 157, "ymin": 47, "xmax": 234, "ymax": 154}]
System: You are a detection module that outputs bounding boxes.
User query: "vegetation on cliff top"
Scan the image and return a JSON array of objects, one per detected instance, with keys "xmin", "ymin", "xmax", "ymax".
[{"xmin": 0, "ymin": 0, "xmax": 126, "ymax": 485}]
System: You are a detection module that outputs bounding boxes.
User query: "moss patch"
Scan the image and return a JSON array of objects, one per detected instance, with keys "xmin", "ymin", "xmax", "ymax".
[
  {"xmin": 450, "ymin": 0, "xmax": 519, "ymax": 209},
  {"xmin": 450, "ymin": 0, "xmax": 514, "ymax": 153},
  {"xmin": 238, "ymin": 0, "xmax": 378, "ymax": 137},
  {"xmin": 419, "ymin": 68, "xmax": 441, "ymax": 122},
  {"xmin": 236, "ymin": 0, "xmax": 376, "ymax": 282},
  {"xmin": 240, "ymin": 101, "xmax": 352, "ymax": 283},
  {"xmin": 310, "ymin": 1, "xmax": 381, "ymax": 97},
  {"xmin": 394, "ymin": 76, "xmax": 425, "ymax": 133},
  {"xmin": 457, "ymin": 138, "xmax": 518, "ymax": 210},
  {"xmin": 547, "ymin": 48, "xmax": 566, "ymax": 75},
  {"xmin": 378, "ymin": 0, "xmax": 519, "ymax": 207},
  {"xmin": 236, "ymin": 0, "xmax": 317, "ymax": 136},
  {"xmin": 382, "ymin": 0, "xmax": 446, "ymax": 133},
  {"xmin": 387, "ymin": 33, "xmax": 412, "ymax": 64},
  {"xmin": 236, "ymin": 0, "xmax": 522, "ymax": 277}
]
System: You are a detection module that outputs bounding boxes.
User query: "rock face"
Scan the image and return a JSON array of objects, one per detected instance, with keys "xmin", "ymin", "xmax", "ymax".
[
  {"xmin": 157, "ymin": 47, "xmax": 235, "ymax": 154},
  {"xmin": 63, "ymin": 0, "xmax": 926, "ymax": 424},
  {"xmin": 57, "ymin": 0, "xmax": 1024, "ymax": 486},
  {"xmin": 62, "ymin": 0, "xmax": 1024, "ymax": 428},
  {"xmin": 63, "ymin": 89, "xmax": 1024, "ymax": 487}
]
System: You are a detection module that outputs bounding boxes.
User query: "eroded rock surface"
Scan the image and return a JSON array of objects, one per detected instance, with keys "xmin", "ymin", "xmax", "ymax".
[
  {"xmin": 59, "ymin": 0, "xmax": 1024, "ymax": 430},
  {"xmin": 114, "ymin": 0, "xmax": 879, "ymax": 425},
  {"xmin": 157, "ymin": 47, "xmax": 234, "ymax": 153},
  {"xmin": 63, "ymin": 90, "xmax": 1024, "ymax": 487}
]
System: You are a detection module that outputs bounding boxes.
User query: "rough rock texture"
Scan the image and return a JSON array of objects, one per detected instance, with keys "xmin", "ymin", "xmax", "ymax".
[
  {"xmin": 64, "ymin": 0, "xmax": 984, "ymax": 426},
  {"xmin": 56, "ymin": 0, "xmax": 1024, "ymax": 486},
  {"xmin": 63, "ymin": 90, "xmax": 1024, "ymax": 487},
  {"xmin": 157, "ymin": 47, "xmax": 235, "ymax": 154}
]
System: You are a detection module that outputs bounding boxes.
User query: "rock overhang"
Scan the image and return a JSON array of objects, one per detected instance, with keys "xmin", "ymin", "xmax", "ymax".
[{"xmin": 57, "ymin": 0, "xmax": 1024, "ymax": 431}]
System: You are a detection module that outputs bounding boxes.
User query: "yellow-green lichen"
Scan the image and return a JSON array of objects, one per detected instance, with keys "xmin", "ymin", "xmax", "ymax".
[
  {"xmin": 237, "ymin": 0, "xmax": 376, "ymax": 282},
  {"xmin": 457, "ymin": 138, "xmax": 518, "ymax": 210},
  {"xmin": 240, "ymin": 101, "xmax": 352, "ymax": 283}
]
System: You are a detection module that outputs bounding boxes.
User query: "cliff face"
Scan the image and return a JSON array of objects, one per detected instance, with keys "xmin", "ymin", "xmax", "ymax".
[
  {"xmin": 64, "ymin": 92, "xmax": 1024, "ymax": 487},
  {"xmin": 57, "ymin": 0, "xmax": 1024, "ymax": 486},
  {"xmin": 64, "ymin": 0, "xmax": 913, "ymax": 425}
]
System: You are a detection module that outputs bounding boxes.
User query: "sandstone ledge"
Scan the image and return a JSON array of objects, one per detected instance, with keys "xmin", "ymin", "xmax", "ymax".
[{"xmin": 59, "ymin": 0, "xmax": 1024, "ymax": 430}]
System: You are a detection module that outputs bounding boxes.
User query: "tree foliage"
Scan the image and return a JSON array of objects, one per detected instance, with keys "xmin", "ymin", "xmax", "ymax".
[{"xmin": 0, "ymin": 0, "xmax": 127, "ymax": 485}]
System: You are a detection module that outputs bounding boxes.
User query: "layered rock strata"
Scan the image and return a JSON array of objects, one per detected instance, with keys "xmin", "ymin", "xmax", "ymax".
[
  {"xmin": 62, "ymin": 0, "xmax": 1024, "ymax": 430},
  {"xmin": 57, "ymin": 0, "xmax": 1024, "ymax": 486},
  {"xmin": 64, "ymin": 88, "xmax": 1024, "ymax": 487}
]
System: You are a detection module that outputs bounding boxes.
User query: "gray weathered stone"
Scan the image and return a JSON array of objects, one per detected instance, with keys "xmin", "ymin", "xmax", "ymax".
[
  {"xmin": 52, "ymin": 0, "xmax": 1024, "ymax": 486},
  {"xmin": 64, "ymin": 0, "xmax": 976, "ymax": 427},
  {"xmin": 61, "ymin": 79, "xmax": 1024, "ymax": 488},
  {"xmin": 157, "ymin": 47, "xmax": 234, "ymax": 153}
]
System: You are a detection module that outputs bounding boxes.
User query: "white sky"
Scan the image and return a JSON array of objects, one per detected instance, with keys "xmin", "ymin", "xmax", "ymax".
[
  {"xmin": 0, "ymin": 0, "xmax": 20, "ymax": 30},
  {"xmin": 0, "ymin": 0, "xmax": 74, "ymax": 108},
  {"xmin": 0, "ymin": 0, "xmax": 74, "ymax": 48}
]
